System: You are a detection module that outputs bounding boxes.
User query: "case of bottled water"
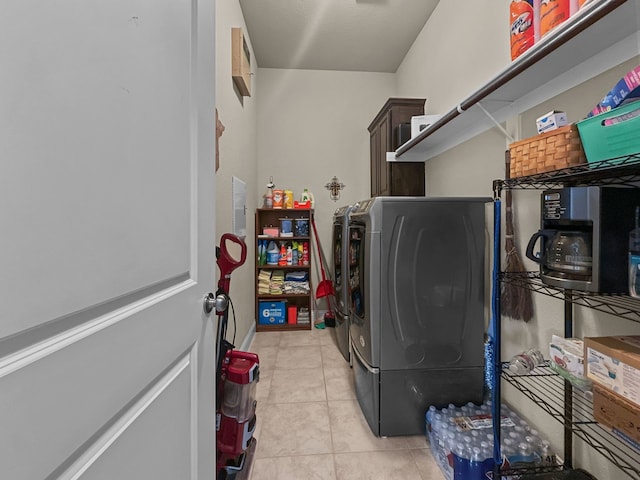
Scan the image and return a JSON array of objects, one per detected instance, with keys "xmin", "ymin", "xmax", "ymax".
[{"xmin": 425, "ymin": 401, "xmax": 558, "ymax": 479}]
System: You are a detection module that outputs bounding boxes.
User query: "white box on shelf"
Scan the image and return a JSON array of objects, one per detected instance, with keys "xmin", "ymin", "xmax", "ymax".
[
  {"xmin": 536, "ymin": 110, "xmax": 568, "ymax": 133},
  {"xmin": 411, "ymin": 115, "xmax": 442, "ymax": 138}
]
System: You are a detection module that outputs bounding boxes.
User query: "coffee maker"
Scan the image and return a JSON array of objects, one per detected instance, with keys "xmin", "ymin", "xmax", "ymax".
[{"xmin": 526, "ymin": 186, "xmax": 640, "ymax": 293}]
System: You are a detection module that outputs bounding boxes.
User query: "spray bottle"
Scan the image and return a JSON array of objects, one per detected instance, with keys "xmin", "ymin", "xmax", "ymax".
[{"xmin": 265, "ymin": 176, "xmax": 275, "ymax": 208}]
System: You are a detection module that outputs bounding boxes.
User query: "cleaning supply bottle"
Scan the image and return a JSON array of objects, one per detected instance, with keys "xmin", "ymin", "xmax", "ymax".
[
  {"xmin": 301, "ymin": 188, "xmax": 315, "ymax": 208},
  {"xmin": 540, "ymin": 0, "xmax": 570, "ymax": 37},
  {"xmin": 510, "ymin": 0, "xmax": 536, "ymax": 60},
  {"xmin": 284, "ymin": 190, "xmax": 294, "ymax": 209},
  {"xmin": 265, "ymin": 176, "xmax": 275, "ymax": 208},
  {"xmin": 278, "ymin": 243, "xmax": 287, "ymax": 266},
  {"xmin": 629, "ymin": 206, "xmax": 640, "ymax": 297},
  {"xmin": 266, "ymin": 241, "xmax": 279, "ymax": 265},
  {"xmin": 258, "ymin": 240, "xmax": 266, "ymax": 265},
  {"xmin": 286, "ymin": 245, "xmax": 293, "ymax": 265}
]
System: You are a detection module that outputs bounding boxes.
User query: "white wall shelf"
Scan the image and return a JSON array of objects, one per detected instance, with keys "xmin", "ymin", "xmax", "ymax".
[{"xmin": 390, "ymin": 0, "xmax": 640, "ymax": 163}]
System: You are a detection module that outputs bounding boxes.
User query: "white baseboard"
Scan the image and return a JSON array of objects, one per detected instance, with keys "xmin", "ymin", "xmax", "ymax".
[{"xmin": 238, "ymin": 323, "xmax": 256, "ymax": 351}]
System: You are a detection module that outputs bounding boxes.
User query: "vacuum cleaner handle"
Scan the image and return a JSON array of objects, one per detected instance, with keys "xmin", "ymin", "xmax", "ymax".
[{"xmin": 217, "ymin": 233, "xmax": 247, "ymax": 293}]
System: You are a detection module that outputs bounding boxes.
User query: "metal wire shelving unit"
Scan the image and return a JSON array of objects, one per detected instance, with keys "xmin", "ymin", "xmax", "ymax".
[
  {"xmin": 493, "ymin": 153, "xmax": 640, "ymax": 479},
  {"xmin": 501, "ymin": 363, "xmax": 640, "ymax": 479}
]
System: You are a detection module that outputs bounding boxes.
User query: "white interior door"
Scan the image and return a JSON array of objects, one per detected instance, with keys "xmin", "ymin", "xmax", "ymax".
[{"xmin": 0, "ymin": 1, "xmax": 217, "ymax": 479}]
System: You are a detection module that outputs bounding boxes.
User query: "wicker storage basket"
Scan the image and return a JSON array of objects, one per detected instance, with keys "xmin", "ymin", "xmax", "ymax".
[{"xmin": 509, "ymin": 124, "xmax": 586, "ymax": 178}]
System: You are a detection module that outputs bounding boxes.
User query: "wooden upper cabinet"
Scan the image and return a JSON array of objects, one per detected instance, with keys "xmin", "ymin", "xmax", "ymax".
[{"xmin": 368, "ymin": 98, "xmax": 425, "ymax": 197}]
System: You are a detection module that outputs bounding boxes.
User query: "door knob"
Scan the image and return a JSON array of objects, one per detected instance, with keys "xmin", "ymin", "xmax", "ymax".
[
  {"xmin": 203, "ymin": 292, "xmax": 215, "ymax": 314},
  {"xmin": 203, "ymin": 292, "xmax": 229, "ymax": 314}
]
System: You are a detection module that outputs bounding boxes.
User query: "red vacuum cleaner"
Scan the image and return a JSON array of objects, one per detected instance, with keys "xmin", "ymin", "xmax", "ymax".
[
  {"xmin": 310, "ymin": 217, "xmax": 336, "ymax": 328},
  {"xmin": 213, "ymin": 234, "xmax": 259, "ymax": 480}
]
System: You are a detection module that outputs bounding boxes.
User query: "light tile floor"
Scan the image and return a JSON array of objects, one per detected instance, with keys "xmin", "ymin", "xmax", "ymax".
[{"xmin": 247, "ymin": 327, "xmax": 445, "ymax": 480}]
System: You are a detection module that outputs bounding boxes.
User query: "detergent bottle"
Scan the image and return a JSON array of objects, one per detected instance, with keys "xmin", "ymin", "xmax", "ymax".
[
  {"xmin": 301, "ymin": 188, "xmax": 315, "ymax": 208},
  {"xmin": 266, "ymin": 241, "xmax": 279, "ymax": 265},
  {"xmin": 278, "ymin": 243, "xmax": 287, "ymax": 266}
]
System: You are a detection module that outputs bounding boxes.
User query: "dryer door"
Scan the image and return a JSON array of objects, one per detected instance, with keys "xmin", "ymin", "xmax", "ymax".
[
  {"xmin": 348, "ymin": 223, "xmax": 374, "ymax": 365},
  {"xmin": 332, "ymin": 216, "xmax": 350, "ymax": 362},
  {"xmin": 380, "ymin": 201, "xmax": 486, "ymax": 371},
  {"xmin": 332, "ymin": 219, "xmax": 346, "ymax": 316}
]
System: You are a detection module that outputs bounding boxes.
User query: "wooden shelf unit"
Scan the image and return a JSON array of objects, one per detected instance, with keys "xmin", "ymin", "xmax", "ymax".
[{"xmin": 255, "ymin": 208, "xmax": 314, "ymax": 332}]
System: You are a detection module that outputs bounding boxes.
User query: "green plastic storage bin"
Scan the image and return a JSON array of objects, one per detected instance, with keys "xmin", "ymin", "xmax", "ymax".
[{"xmin": 576, "ymin": 100, "xmax": 640, "ymax": 163}]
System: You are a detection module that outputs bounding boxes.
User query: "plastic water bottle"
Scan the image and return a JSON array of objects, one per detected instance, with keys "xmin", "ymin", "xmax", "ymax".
[
  {"xmin": 539, "ymin": 440, "xmax": 557, "ymax": 466},
  {"xmin": 461, "ymin": 402, "xmax": 475, "ymax": 415},
  {"xmin": 508, "ymin": 349, "xmax": 545, "ymax": 374},
  {"xmin": 468, "ymin": 446, "xmax": 489, "ymax": 480},
  {"xmin": 452, "ymin": 443, "xmax": 470, "ymax": 480},
  {"xmin": 444, "ymin": 431, "xmax": 458, "ymax": 474},
  {"xmin": 425, "ymin": 405, "xmax": 437, "ymax": 441},
  {"xmin": 429, "ymin": 414, "xmax": 443, "ymax": 449},
  {"xmin": 439, "ymin": 428, "xmax": 455, "ymax": 479},
  {"xmin": 517, "ymin": 441, "xmax": 539, "ymax": 467},
  {"xmin": 430, "ymin": 418, "xmax": 448, "ymax": 471}
]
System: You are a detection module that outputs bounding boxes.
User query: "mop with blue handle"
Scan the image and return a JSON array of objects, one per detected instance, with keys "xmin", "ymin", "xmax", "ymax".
[
  {"xmin": 485, "ymin": 196, "xmax": 500, "ymax": 394},
  {"xmin": 487, "ymin": 193, "xmax": 503, "ymax": 472}
]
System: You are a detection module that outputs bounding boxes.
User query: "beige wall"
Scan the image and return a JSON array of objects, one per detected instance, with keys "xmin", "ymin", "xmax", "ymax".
[
  {"xmin": 397, "ymin": 0, "xmax": 510, "ymax": 114},
  {"xmin": 215, "ymin": 1, "xmax": 259, "ymax": 347},
  {"xmin": 255, "ymin": 68, "xmax": 396, "ymax": 291}
]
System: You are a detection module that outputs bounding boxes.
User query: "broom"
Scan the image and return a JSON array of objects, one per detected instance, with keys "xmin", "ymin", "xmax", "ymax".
[{"xmin": 501, "ymin": 151, "xmax": 534, "ymax": 322}]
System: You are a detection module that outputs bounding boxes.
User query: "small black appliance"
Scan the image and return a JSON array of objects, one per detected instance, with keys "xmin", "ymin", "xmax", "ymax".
[{"xmin": 526, "ymin": 186, "xmax": 640, "ymax": 293}]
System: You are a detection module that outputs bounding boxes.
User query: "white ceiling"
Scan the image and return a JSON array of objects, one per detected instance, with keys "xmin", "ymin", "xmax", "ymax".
[{"xmin": 238, "ymin": 0, "xmax": 440, "ymax": 73}]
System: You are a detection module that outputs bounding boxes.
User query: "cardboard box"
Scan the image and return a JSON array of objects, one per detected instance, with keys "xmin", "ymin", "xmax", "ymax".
[
  {"xmin": 411, "ymin": 115, "xmax": 442, "ymax": 138},
  {"xmin": 585, "ymin": 336, "xmax": 640, "ymax": 407},
  {"xmin": 258, "ymin": 301, "xmax": 286, "ymax": 325},
  {"xmin": 593, "ymin": 384, "xmax": 640, "ymax": 444},
  {"xmin": 536, "ymin": 110, "xmax": 568, "ymax": 133}
]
